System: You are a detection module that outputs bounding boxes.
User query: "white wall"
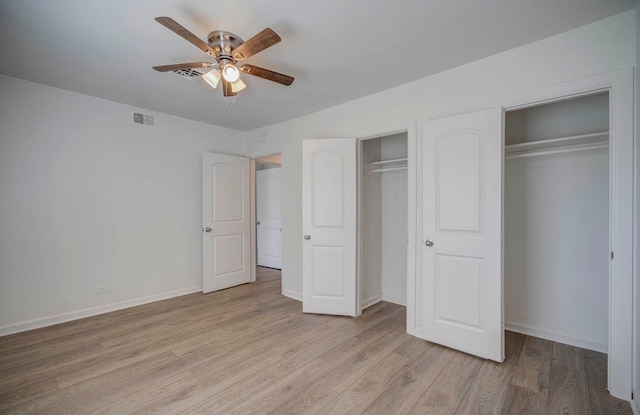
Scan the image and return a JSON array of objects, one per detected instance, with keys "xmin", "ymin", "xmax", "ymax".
[
  {"xmin": 380, "ymin": 135, "xmax": 408, "ymax": 305},
  {"xmin": 633, "ymin": 3, "xmax": 639, "ymax": 412},
  {"xmin": 244, "ymin": 11, "xmax": 635, "ymax": 306},
  {"xmin": 0, "ymin": 75, "xmax": 244, "ymax": 334},
  {"xmin": 504, "ymin": 148, "xmax": 609, "ymax": 351},
  {"xmin": 361, "ymin": 139, "xmax": 382, "ymax": 307}
]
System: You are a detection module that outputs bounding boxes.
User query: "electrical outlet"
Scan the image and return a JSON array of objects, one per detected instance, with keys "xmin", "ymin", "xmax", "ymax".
[{"xmin": 95, "ymin": 285, "xmax": 108, "ymax": 294}]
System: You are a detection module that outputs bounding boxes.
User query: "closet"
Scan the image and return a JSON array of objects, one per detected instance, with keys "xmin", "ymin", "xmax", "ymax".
[
  {"xmin": 504, "ymin": 92, "xmax": 610, "ymax": 351},
  {"xmin": 360, "ymin": 133, "xmax": 408, "ymax": 309}
]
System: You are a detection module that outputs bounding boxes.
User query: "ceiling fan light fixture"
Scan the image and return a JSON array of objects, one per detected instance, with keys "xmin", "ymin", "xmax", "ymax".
[
  {"xmin": 231, "ymin": 78, "xmax": 247, "ymax": 93},
  {"xmin": 202, "ymin": 69, "xmax": 221, "ymax": 89},
  {"xmin": 154, "ymin": 18, "xmax": 294, "ymax": 95},
  {"xmin": 222, "ymin": 64, "xmax": 240, "ymax": 82}
]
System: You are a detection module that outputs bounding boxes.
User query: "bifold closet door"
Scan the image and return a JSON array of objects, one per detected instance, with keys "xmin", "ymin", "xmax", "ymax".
[{"xmin": 420, "ymin": 108, "xmax": 503, "ymax": 362}]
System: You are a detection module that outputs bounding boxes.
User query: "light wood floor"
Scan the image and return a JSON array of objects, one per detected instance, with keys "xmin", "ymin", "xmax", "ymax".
[{"xmin": 0, "ymin": 267, "xmax": 632, "ymax": 414}]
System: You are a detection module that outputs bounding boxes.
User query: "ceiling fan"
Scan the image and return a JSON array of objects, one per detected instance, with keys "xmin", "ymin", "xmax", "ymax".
[{"xmin": 152, "ymin": 17, "xmax": 294, "ymax": 96}]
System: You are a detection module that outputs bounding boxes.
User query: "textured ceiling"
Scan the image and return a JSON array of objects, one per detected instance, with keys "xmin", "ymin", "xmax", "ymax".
[{"xmin": 0, "ymin": 0, "xmax": 635, "ymax": 131}]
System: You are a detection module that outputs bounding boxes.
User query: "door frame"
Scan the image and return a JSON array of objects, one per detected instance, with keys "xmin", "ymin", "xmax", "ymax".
[
  {"xmin": 351, "ymin": 121, "xmax": 417, "ymax": 322},
  {"xmin": 493, "ymin": 68, "xmax": 634, "ymax": 400},
  {"xmin": 255, "ymin": 157, "xmax": 283, "ymax": 270},
  {"xmin": 252, "ymin": 153, "xmax": 284, "ymax": 284}
]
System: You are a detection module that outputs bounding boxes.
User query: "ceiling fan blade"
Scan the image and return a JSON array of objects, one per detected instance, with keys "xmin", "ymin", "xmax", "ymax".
[
  {"xmin": 232, "ymin": 28, "xmax": 281, "ymax": 60},
  {"xmin": 152, "ymin": 62, "xmax": 213, "ymax": 72},
  {"xmin": 222, "ymin": 80, "xmax": 237, "ymax": 97},
  {"xmin": 240, "ymin": 64, "xmax": 294, "ymax": 86},
  {"xmin": 155, "ymin": 17, "xmax": 217, "ymax": 57}
]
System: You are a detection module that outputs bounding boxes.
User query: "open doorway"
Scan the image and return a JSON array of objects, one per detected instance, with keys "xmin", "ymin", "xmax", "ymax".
[{"xmin": 255, "ymin": 154, "xmax": 282, "ymax": 270}]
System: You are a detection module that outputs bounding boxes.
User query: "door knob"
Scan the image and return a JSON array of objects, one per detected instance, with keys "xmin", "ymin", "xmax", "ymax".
[
  {"xmin": 204, "ymin": 227, "xmax": 212, "ymax": 233},
  {"xmin": 304, "ymin": 234, "xmax": 311, "ymax": 240},
  {"xmin": 257, "ymin": 221, "xmax": 261, "ymax": 225},
  {"xmin": 425, "ymin": 239, "xmax": 434, "ymax": 247}
]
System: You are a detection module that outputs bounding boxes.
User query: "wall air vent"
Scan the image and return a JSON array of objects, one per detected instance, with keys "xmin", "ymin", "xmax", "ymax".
[{"xmin": 133, "ymin": 112, "xmax": 155, "ymax": 127}]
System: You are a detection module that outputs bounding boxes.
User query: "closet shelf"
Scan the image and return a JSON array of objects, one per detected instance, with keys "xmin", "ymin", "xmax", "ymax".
[{"xmin": 505, "ymin": 131, "xmax": 608, "ymax": 159}]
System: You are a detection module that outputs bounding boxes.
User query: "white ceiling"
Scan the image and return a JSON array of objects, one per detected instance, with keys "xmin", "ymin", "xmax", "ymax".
[{"xmin": 0, "ymin": 0, "xmax": 635, "ymax": 131}]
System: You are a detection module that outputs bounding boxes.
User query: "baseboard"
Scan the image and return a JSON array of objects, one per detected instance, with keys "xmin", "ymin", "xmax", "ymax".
[
  {"xmin": 407, "ymin": 325, "xmax": 423, "ymax": 338},
  {"xmin": 505, "ymin": 322, "xmax": 607, "ymax": 353},
  {"xmin": 362, "ymin": 295, "xmax": 382, "ymax": 310},
  {"xmin": 382, "ymin": 294, "xmax": 406, "ymax": 306},
  {"xmin": 0, "ymin": 286, "xmax": 202, "ymax": 337},
  {"xmin": 282, "ymin": 289, "xmax": 302, "ymax": 302}
]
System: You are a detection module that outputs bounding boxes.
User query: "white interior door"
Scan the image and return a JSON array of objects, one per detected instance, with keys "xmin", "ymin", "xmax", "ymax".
[
  {"xmin": 256, "ymin": 168, "xmax": 282, "ymax": 269},
  {"xmin": 421, "ymin": 108, "xmax": 503, "ymax": 362},
  {"xmin": 302, "ymin": 138, "xmax": 357, "ymax": 316},
  {"xmin": 202, "ymin": 152, "xmax": 251, "ymax": 293}
]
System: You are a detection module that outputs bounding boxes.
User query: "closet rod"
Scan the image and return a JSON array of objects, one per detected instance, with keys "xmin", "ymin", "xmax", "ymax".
[
  {"xmin": 369, "ymin": 157, "xmax": 408, "ymax": 166},
  {"xmin": 370, "ymin": 166, "xmax": 408, "ymax": 173},
  {"xmin": 505, "ymin": 142, "xmax": 608, "ymax": 159},
  {"xmin": 505, "ymin": 131, "xmax": 607, "ymax": 152}
]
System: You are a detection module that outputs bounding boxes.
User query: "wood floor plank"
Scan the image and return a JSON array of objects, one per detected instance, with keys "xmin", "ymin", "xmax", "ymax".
[
  {"xmin": 228, "ymin": 347, "xmax": 317, "ymax": 400},
  {"xmin": 36, "ymin": 321, "xmax": 145, "ymax": 359},
  {"xmin": 393, "ymin": 335, "xmax": 434, "ymax": 362},
  {"xmin": 408, "ymin": 351, "xmax": 482, "ymax": 415},
  {"xmin": 268, "ymin": 382, "xmax": 336, "ymax": 415},
  {"xmin": 176, "ymin": 388, "xmax": 245, "ymax": 414},
  {"xmin": 318, "ymin": 310, "xmax": 405, "ymax": 365},
  {"xmin": 511, "ymin": 335, "xmax": 553, "ymax": 393},
  {"xmin": 268, "ymin": 317, "xmax": 346, "ymax": 355},
  {"xmin": 0, "ymin": 378, "xmax": 58, "ymax": 413},
  {"xmin": 584, "ymin": 349, "xmax": 633, "ymax": 415},
  {"xmin": 319, "ymin": 330, "xmax": 410, "ymax": 393},
  {"xmin": 500, "ymin": 384, "xmax": 545, "ymax": 415},
  {"xmin": 91, "ymin": 371, "xmax": 197, "ymax": 415},
  {"xmin": 6, "ymin": 351, "xmax": 180, "ymax": 415},
  {"xmin": 0, "ymin": 343, "xmax": 104, "ymax": 387},
  {"xmin": 228, "ymin": 358, "xmax": 333, "ymax": 415},
  {"xmin": 36, "ymin": 354, "xmax": 189, "ymax": 415},
  {"xmin": 0, "ymin": 330, "xmax": 45, "ymax": 353},
  {"xmin": 364, "ymin": 343, "xmax": 455, "ymax": 414},
  {"xmin": 546, "ymin": 363, "xmax": 592, "ymax": 415},
  {"xmin": 273, "ymin": 305, "xmax": 398, "ymax": 362},
  {"xmin": 188, "ymin": 348, "xmax": 284, "ymax": 390},
  {"xmin": 551, "ymin": 341, "xmax": 586, "ymax": 373},
  {"xmin": 53, "ymin": 337, "xmax": 159, "ymax": 389},
  {"xmin": 0, "ymin": 339, "xmax": 45, "ymax": 363},
  {"xmin": 454, "ymin": 330, "xmax": 525, "ymax": 415},
  {"xmin": 316, "ymin": 352, "xmax": 412, "ymax": 415},
  {"xmin": 0, "ymin": 267, "xmax": 632, "ymax": 415},
  {"xmin": 39, "ymin": 313, "xmax": 115, "ymax": 342}
]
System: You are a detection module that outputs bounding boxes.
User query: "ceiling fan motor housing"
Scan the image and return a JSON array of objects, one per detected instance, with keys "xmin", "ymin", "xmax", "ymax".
[{"xmin": 207, "ymin": 30, "xmax": 244, "ymax": 61}]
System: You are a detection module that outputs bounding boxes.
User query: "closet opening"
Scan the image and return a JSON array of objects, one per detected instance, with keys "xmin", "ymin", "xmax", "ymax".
[
  {"xmin": 504, "ymin": 91, "xmax": 610, "ymax": 353},
  {"xmin": 358, "ymin": 132, "xmax": 408, "ymax": 313}
]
